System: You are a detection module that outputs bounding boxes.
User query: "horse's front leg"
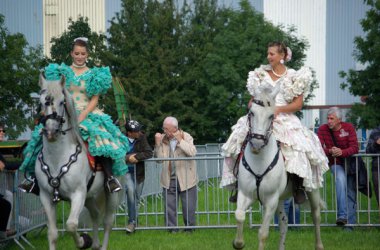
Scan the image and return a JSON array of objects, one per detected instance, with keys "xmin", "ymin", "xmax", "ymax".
[
  {"xmin": 308, "ymin": 190, "xmax": 324, "ymax": 250},
  {"xmin": 233, "ymin": 190, "xmax": 254, "ymax": 250},
  {"xmin": 259, "ymin": 197, "xmax": 279, "ymax": 250},
  {"xmin": 67, "ymin": 191, "xmax": 87, "ymax": 249},
  {"xmin": 276, "ymin": 200, "xmax": 288, "ymax": 250},
  {"xmin": 39, "ymin": 190, "xmax": 58, "ymax": 250}
]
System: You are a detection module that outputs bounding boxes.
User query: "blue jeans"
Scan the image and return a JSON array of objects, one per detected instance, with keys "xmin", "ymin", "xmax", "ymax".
[
  {"xmin": 274, "ymin": 198, "xmax": 300, "ymax": 225},
  {"xmin": 125, "ymin": 171, "xmax": 137, "ymax": 224},
  {"xmin": 331, "ymin": 164, "xmax": 357, "ymax": 224}
]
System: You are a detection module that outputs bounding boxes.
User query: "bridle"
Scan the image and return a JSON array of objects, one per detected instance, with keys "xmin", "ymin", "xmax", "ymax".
[
  {"xmin": 246, "ymin": 99, "xmax": 274, "ymax": 151},
  {"xmin": 40, "ymin": 91, "xmax": 72, "ymax": 136}
]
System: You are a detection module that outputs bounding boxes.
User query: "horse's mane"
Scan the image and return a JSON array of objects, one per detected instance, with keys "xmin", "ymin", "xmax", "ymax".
[{"xmin": 46, "ymin": 81, "xmax": 86, "ymax": 148}]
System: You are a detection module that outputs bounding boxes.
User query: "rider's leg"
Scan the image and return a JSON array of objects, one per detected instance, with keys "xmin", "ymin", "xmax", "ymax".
[
  {"xmin": 18, "ymin": 173, "xmax": 40, "ymax": 195},
  {"xmin": 292, "ymin": 173, "xmax": 306, "ymax": 204},
  {"xmin": 99, "ymin": 156, "xmax": 122, "ymax": 193}
]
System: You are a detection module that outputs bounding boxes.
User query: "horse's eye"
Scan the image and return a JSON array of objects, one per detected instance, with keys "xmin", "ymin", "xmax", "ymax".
[
  {"xmin": 269, "ymin": 115, "xmax": 274, "ymax": 120},
  {"xmin": 60, "ymin": 101, "xmax": 64, "ymax": 106}
]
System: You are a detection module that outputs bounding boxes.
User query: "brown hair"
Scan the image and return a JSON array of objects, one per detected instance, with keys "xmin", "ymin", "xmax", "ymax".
[
  {"xmin": 267, "ymin": 41, "xmax": 287, "ymax": 59},
  {"xmin": 71, "ymin": 39, "xmax": 89, "ymax": 52}
]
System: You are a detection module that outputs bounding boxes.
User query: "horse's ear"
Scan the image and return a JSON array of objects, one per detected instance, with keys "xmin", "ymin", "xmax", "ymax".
[
  {"xmin": 60, "ymin": 75, "xmax": 66, "ymax": 87},
  {"xmin": 39, "ymin": 72, "xmax": 46, "ymax": 88},
  {"xmin": 269, "ymin": 84, "xmax": 280, "ymax": 100}
]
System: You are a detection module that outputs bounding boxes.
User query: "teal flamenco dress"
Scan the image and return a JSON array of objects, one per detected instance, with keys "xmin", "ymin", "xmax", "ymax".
[{"xmin": 20, "ymin": 63, "xmax": 129, "ymax": 176}]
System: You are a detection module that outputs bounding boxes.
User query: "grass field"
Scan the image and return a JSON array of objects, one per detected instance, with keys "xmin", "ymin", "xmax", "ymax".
[{"xmin": 3, "ymin": 226, "xmax": 379, "ymax": 249}]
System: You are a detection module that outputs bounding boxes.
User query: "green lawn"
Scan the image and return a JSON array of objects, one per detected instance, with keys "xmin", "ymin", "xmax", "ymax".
[{"xmin": 3, "ymin": 226, "xmax": 379, "ymax": 250}]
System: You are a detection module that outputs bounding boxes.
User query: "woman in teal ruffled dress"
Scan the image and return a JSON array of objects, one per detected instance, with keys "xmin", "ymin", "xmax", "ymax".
[{"xmin": 19, "ymin": 37, "xmax": 129, "ymax": 193}]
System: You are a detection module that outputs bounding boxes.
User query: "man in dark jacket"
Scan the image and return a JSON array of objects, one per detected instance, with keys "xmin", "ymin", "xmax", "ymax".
[
  {"xmin": 124, "ymin": 120, "xmax": 153, "ymax": 233},
  {"xmin": 366, "ymin": 126, "xmax": 380, "ymax": 207}
]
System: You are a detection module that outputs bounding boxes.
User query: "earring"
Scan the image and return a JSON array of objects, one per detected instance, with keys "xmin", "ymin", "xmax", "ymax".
[{"xmin": 280, "ymin": 59, "xmax": 284, "ymax": 64}]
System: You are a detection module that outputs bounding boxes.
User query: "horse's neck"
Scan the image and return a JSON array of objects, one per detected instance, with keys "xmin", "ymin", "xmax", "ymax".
[
  {"xmin": 245, "ymin": 136, "xmax": 278, "ymax": 167},
  {"xmin": 42, "ymin": 115, "xmax": 78, "ymax": 156}
]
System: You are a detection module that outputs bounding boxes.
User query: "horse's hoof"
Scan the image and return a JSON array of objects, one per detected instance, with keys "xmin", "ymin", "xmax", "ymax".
[
  {"xmin": 232, "ymin": 240, "xmax": 245, "ymax": 250},
  {"xmin": 79, "ymin": 233, "xmax": 93, "ymax": 249}
]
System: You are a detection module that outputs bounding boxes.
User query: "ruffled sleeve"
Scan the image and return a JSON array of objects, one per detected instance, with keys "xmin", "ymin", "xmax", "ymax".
[
  {"xmin": 44, "ymin": 63, "xmax": 73, "ymax": 88},
  {"xmin": 44, "ymin": 63, "xmax": 62, "ymax": 81},
  {"xmin": 282, "ymin": 66, "xmax": 312, "ymax": 102},
  {"xmin": 246, "ymin": 65, "xmax": 273, "ymax": 97},
  {"xmin": 85, "ymin": 66, "xmax": 112, "ymax": 97}
]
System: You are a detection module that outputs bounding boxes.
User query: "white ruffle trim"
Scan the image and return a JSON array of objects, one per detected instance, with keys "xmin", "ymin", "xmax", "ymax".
[{"xmin": 246, "ymin": 65, "xmax": 312, "ymax": 102}]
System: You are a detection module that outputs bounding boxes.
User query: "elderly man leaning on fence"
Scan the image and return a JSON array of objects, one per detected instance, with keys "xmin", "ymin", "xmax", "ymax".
[
  {"xmin": 317, "ymin": 107, "xmax": 358, "ymax": 229},
  {"xmin": 366, "ymin": 125, "xmax": 380, "ymax": 207},
  {"xmin": 154, "ymin": 116, "xmax": 198, "ymax": 233}
]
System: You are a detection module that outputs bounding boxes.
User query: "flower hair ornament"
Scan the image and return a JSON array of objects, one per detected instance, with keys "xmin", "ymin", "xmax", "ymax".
[
  {"xmin": 73, "ymin": 37, "xmax": 88, "ymax": 43},
  {"xmin": 280, "ymin": 47, "xmax": 292, "ymax": 64}
]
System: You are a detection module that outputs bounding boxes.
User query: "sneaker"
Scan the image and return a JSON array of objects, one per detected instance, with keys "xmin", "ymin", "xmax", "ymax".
[
  {"xmin": 336, "ymin": 218, "xmax": 347, "ymax": 226},
  {"xmin": 6, "ymin": 230, "xmax": 16, "ymax": 237},
  {"xmin": 126, "ymin": 223, "xmax": 135, "ymax": 233},
  {"xmin": 293, "ymin": 188, "xmax": 307, "ymax": 204},
  {"xmin": 106, "ymin": 177, "xmax": 122, "ymax": 193}
]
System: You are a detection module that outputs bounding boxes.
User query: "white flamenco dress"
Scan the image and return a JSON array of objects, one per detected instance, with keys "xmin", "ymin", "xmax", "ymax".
[{"xmin": 220, "ymin": 65, "xmax": 329, "ymax": 191}]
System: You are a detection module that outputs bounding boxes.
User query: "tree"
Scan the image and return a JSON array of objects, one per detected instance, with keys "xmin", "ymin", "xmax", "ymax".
[
  {"xmin": 0, "ymin": 14, "xmax": 47, "ymax": 139},
  {"xmin": 105, "ymin": 0, "xmax": 315, "ymax": 144},
  {"xmin": 340, "ymin": 0, "xmax": 380, "ymax": 129}
]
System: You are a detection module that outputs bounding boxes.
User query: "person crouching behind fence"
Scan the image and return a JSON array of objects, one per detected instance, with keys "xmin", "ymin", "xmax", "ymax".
[
  {"xmin": 124, "ymin": 120, "xmax": 153, "ymax": 233},
  {"xmin": 317, "ymin": 107, "xmax": 359, "ymax": 229},
  {"xmin": 154, "ymin": 116, "xmax": 197, "ymax": 233}
]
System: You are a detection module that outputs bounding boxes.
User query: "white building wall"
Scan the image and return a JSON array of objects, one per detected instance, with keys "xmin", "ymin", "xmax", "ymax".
[{"xmin": 43, "ymin": 0, "xmax": 106, "ymax": 57}]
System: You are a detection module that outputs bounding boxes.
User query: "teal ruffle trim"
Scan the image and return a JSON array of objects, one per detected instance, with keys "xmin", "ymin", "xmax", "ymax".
[
  {"xmin": 19, "ymin": 124, "xmax": 43, "ymax": 174},
  {"xmin": 44, "ymin": 63, "xmax": 112, "ymax": 98},
  {"xmin": 80, "ymin": 112, "xmax": 129, "ymax": 176}
]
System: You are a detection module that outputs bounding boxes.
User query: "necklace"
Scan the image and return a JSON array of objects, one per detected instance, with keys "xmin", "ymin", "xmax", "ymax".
[
  {"xmin": 72, "ymin": 63, "xmax": 87, "ymax": 68},
  {"xmin": 271, "ymin": 67, "xmax": 287, "ymax": 78}
]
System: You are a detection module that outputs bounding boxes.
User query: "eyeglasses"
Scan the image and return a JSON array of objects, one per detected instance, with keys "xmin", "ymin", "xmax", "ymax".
[{"xmin": 0, "ymin": 130, "xmax": 5, "ymax": 133}]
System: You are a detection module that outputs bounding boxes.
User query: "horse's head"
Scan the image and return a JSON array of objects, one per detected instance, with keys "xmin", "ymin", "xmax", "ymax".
[
  {"xmin": 247, "ymin": 85, "xmax": 279, "ymax": 153},
  {"xmin": 38, "ymin": 73, "xmax": 67, "ymax": 141}
]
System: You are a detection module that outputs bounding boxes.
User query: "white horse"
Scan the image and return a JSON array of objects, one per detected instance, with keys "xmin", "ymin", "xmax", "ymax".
[
  {"xmin": 35, "ymin": 74, "xmax": 121, "ymax": 250},
  {"xmin": 232, "ymin": 89, "xmax": 324, "ymax": 250}
]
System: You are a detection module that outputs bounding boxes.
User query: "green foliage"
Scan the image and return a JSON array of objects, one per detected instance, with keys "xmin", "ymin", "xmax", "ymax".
[
  {"xmin": 0, "ymin": 14, "xmax": 47, "ymax": 139},
  {"xmin": 340, "ymin": 0, "xmax": 380, "ymax": 128},
  {"xmin": 105, "ymin": 0, "xmax": 313, "ymax": 143}
]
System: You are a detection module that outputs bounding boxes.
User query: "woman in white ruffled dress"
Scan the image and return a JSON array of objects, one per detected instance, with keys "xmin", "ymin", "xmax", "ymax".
[{"xmin": 220, "ymin": 42, "xmax": 329, "ymax": 204}]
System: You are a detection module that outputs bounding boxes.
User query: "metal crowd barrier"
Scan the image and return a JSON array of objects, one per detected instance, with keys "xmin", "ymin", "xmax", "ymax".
[{"xmin": 0, "ymin": 170, "xmax": 46, "ymax": 249}]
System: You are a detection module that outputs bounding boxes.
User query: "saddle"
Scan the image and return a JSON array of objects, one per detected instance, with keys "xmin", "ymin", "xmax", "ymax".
[{"xmin": 84, "ymin": 142, "xmax": 103, "ymax": 172}]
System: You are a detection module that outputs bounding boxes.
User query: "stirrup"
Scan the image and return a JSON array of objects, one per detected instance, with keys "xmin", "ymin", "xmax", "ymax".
[
  {"xmin": 18, "ymin": 178, "xmax": 36, "ymax": 193},
  {"xmin": 106, "ymin": 177, "xmax": 122, "ymax": 193}
]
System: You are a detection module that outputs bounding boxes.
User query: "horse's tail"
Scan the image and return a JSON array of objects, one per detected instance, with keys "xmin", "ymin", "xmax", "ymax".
[{"xmin": 319, "ymin": 199, "xmax": 327, "ymax": 210}]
